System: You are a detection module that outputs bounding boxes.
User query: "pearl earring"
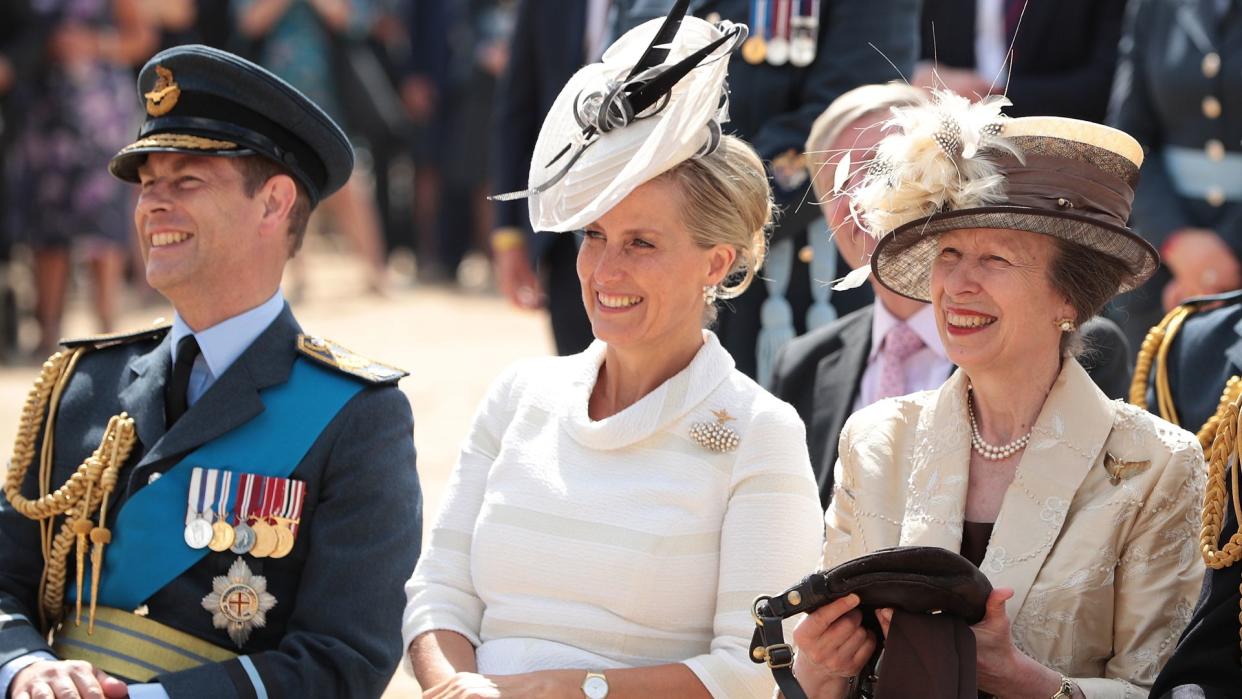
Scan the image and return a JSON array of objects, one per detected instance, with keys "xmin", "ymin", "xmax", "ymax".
[
  {"xmin": 703, "ymin": 285, "xmax": 719, "ymax": 304},
  {"xmin": 1056, "ymin": 318, "xmax": 1075, "ymax": 332}
]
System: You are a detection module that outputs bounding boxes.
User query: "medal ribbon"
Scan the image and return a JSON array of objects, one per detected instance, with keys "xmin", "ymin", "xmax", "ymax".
[
  {"xmin": 202, "ymin": 469, "xmax": 218, "ymax": 521},
  {"xmin": 752, "ymin": 0, "xmax": 768, "ymax": 38},
  {"xmin": 233, "ymin": 473, "xmax": 253, "ymax": 526},
  {"xmin": 186, "ymin": 467, "xmax": 204, "ymax": 525},
  {"xmin": 266, "ymin": 477, "xmax": 286, "ymax": 524},
  {"xmin": 774, "ymin": 0, "xmax": 791, "ymax": 41},
  {"xmin": 253, "ymin": 476, "xmax": 270, "ymax": 524},
  {"xmin": 215, "ymin": 470, "xmax": 232, "ymax": 522},
  {"xmin": 287, "ymin": 480, "xmax": 306, "ymax": 537}
]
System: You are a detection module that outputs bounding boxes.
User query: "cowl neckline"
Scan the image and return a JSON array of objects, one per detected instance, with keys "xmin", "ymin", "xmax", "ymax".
[{"xmin": 563, "ymin": 331, "xmax": 735, "ymax": 451}]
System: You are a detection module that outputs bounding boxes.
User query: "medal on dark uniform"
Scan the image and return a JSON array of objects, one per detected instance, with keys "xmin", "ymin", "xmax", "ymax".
[
  {"xmin": 184, "ymin": 467, "xmax": 215, "ymax": 549},
  {"xmin": 230, "ymin": 473, "xmax": 257, "ymax": 555},
  {"xmin": 249, "ymin": 477, "xmax": 278, "ymax": 558},
  {"xmin": 208, "ymin": 470, "xmax": 236, "ymax": 552},
  {"xmin": 741, "ymin": 0, "xmax": 768, "ymax": 64},
  {"xmin": 789, "ymin": 0, "xmax": 818, "ymax": 67},
  {"xmin": 270, "ymin": 479, "xmax": 305, "ymax": 559},
  {"xmin": 201, "ymin": 557, "xmax": 277, "ymax": 648},
  {"xmin": 766, "ymin": 0, "xmax": 791, "ymax": 65}
]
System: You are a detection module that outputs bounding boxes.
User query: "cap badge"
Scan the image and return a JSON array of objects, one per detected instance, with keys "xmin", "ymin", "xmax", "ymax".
[
  {"xmin": 202, "ymin": 557, "xmax": 277, "ymax": 647},
  {"xmin": 144, "ymin": 65, "xmax": 181, "ymax": 117}
]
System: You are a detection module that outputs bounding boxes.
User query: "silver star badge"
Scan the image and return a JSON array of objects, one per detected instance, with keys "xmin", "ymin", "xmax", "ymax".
[{"xmin": 201, "ymin": 557, "xmax": 277, "ymax": 647}]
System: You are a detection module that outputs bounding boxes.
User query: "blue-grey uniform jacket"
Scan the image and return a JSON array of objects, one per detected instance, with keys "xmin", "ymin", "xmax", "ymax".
[{"xmin": 0, "ymin": 306, "xmax": 422, "ymax": 698}]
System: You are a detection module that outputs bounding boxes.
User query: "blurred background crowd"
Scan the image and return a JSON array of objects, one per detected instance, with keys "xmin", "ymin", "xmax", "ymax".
[{"xmin": 0, "ymin": 0, "xmax": 1236, "ymax": 379}]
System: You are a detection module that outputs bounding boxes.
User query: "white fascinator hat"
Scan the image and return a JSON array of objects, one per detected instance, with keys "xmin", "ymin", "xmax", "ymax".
[{"xmin": 493, "ymin": 0, "xmax": 747, "ymax": 232}]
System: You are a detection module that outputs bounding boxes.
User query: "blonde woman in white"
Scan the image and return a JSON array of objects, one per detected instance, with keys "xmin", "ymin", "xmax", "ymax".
[
  {"xmin": 401, "ymin": 9, "xmax": 823, "ymax": 699},
  {"xmin": 790, "ymin": 96, "xmax": 1204, "ymax": 699}
]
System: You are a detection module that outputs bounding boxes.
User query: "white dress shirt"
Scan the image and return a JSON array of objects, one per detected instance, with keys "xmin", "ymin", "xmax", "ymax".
[
  {"xmin": 974, "ymin": 0, "xmax": 1007, "ymax": 86},
  {"xmin": 854, "ymin": 302, "xmax": 953, "ymax": 411}
]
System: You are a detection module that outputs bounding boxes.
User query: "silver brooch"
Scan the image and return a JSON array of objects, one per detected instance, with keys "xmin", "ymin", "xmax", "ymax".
[
  {"xmin": 202, "ymin": 557, "xmax": 277, "ymax": 647},
  {"xmin": 690, "ymin": 409, "xmax": 740, "ymax": 453}
]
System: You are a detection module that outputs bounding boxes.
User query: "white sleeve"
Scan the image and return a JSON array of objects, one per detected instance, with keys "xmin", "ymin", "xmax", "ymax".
[
  {"xmin": 401, "ymin": 366, "xmax": 520, "ymax": 650},
  {"xmin": 681, "ymin": 404, "xmax": 825, "ymax": 698}
]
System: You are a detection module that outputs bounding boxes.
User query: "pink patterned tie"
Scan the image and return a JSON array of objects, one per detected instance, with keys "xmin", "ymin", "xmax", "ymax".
[{"xmin": 875, "ymin": 322, "xmax": 925, "ymax": 400}]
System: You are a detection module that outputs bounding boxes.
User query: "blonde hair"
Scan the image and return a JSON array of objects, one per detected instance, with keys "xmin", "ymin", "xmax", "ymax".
[
  {"xmin": 657, "ymin": 135, "xmax": 772, "ymax": 323},
  {"xmin": 805, "ymin": 82, "xmax": 927, "ymax": 196}
]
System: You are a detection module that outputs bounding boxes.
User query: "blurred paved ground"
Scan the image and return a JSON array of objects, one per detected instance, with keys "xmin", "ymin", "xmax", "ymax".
[{"xmin": 0, "ymin": 246, "xmax": 555, "ymax": 698}]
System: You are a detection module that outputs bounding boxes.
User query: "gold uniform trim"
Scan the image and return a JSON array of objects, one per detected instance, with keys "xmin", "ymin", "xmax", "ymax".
[
  {"xmin": 53, "ymin": 606, "xmax": 236, "ymax": 681},
  {"xmin": 119, "ymin": 134, "xmax": 239, "ymax": 154},
  {"xmin": 296, "ymin": 334, "xmax": 408, "ymax": 384}
]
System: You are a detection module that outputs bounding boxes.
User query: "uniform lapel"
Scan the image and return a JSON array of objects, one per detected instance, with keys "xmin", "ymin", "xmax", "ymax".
[
  {"xmin": 1225, "ymin": 314, "xmax": 1242, "ymax": 376},
  {"xmin": 809, "ymin": 308, "xmax": 872, "ymax": 473},
  {"xmin": 898, "ymin": 370, "xmax": 972, "ymax": 552},
  {"xmin": 118, "ymin": 334, "xmax": 172, "ymax": 458},
  {"xmin": 981, "ymin": 361, "xmax": 1114, "ymax": 618},
  {"xmin": 130, "ymin": 307, "xmax": 302, "ymax": 480}
]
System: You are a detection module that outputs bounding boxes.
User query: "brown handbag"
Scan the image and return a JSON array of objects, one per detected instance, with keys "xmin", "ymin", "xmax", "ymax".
[{"xmin": 750, "ymin": 546, "xmax": 992, "ymax": 699}]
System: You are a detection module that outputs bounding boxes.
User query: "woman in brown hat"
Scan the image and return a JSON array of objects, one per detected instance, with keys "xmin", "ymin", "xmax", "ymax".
[{"xmin": 789, "ymin": 94, "xmax": 1205, "ymax": 698}]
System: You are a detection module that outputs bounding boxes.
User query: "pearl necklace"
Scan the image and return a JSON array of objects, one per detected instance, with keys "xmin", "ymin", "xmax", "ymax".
[{"xmin": 967, "ymin": 388, "xmax": 1030, "ymax": 461}]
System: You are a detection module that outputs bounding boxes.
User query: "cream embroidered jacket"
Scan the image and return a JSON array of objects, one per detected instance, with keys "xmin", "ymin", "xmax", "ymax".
[{"xmin": 825, "ymin": 359, "xmax": 1205, "ymax": 698}]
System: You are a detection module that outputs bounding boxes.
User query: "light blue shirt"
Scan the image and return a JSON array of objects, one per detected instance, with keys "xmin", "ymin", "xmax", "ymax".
[
  {"xmin": 171, "ymin": 290, "xmax": 287, "ymax": 406},
  {"xmin": 0, "ymin": 290, "xmax": 287, "ymax": 699}
]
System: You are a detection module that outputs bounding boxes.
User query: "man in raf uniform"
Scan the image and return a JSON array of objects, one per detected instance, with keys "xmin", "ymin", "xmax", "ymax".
[
  {"xmin": 1133, "ymin": 290, "xmax": 1242, "ymax": 698},
  {"xmin": 0, "ymin": 46, "xmax": 421, "ymax": 699}
]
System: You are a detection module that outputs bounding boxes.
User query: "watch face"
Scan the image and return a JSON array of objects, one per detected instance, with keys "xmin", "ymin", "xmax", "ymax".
[{"xmin": 583, "ymin": 675, "xmax": 609, "ymax": 699}]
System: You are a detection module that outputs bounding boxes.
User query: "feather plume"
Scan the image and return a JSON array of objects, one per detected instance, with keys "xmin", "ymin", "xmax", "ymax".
[{"xmin": 850, "ymin": 91, "xmax": 1019, "ymax": 238}]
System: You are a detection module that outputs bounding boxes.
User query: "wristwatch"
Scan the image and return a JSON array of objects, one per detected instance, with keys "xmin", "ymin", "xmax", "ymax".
[
  {"xmin": 582, "ymin": 671, "xmax": 609, "ymax": 698},
  {"xmin": 1050, "ymin": 675, "xmax": 1077, "ymax": 699}
]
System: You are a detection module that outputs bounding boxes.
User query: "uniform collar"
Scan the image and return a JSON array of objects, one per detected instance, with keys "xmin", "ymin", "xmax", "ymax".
[
  {"xmin": 868, "ymin": 300, "xmax": 946, "ymax": 362},
  {"xmin": 170, "ymin": 290, "xmax": 286, "ymax": 378}
]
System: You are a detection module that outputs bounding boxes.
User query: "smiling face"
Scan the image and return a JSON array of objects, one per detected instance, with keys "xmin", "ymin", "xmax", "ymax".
[
  {"xmin": 576, "ymin": 177, "xmax": 735, "ymax": 354},
  {"xmin": 134, "ymin": 153, "xmax": 294, "ymax": 323},
  {"xmin": 930, "ymin": 228, "xmax": 1075, "ymax": 375}
]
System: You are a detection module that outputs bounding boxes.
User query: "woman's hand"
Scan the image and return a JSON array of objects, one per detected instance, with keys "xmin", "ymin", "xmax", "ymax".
[
  {"xmin": 972, "ymin": 588, "xmax": 1069, "ymax": 698},
  {"xmin": 789, "ymin": 594, "xmax": 878, "ymax": 698},
  {"xmin": 423, "ymin": 670, "xmax": 581, "ymax": 699}
]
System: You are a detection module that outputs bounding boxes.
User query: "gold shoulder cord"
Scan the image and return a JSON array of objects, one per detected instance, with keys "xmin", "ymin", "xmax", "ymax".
[
  {"xmin": 1203, "ymin": 391, "xmax": 1242, "ymax": 660},
  {"xmin": 2, "ymin": 349, "xmax": 137, "ymax": 633},
  {"xmin": 1130, "ymin": 303, "xmax": 1242, "ymax": 451}
]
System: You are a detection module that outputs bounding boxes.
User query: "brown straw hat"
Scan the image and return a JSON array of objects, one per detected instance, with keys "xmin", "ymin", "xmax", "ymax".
[{"xmin": 849, "ymin": 93, "xmax": 1158, "ymax": 302}]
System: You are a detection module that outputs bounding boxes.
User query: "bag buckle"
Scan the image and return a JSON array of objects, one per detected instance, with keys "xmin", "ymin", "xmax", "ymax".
[{"xmin": 755, "ymin": 643, "xmax": 795, "ymax": 669}]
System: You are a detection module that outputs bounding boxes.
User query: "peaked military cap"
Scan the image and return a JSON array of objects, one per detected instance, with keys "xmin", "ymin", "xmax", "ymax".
[{"xmin": 108, "ymin": 45, "xmax": 354, "ymax": 205}]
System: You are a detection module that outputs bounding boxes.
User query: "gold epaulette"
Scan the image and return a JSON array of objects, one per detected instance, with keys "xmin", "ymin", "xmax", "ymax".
[
  {"xmin": 60, "ymin": 321, "xmax": 172, "ymax": 350},
  {"xmin": 296, "ymin": 334, "xmax": 408, "ymax": 384},
  {"xmin": 1130, "ymin": 294, "xmax": 1242, "ymax": 450}
]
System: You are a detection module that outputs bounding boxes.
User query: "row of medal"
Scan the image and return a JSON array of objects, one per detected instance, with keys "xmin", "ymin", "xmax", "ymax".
[
  {"xmin": 184, "ymin": 467, "xmax": 306, "ymax": 559},
  {"xmin": 740, "ymin": 0, "xmax": 820, "ymax": 67}
]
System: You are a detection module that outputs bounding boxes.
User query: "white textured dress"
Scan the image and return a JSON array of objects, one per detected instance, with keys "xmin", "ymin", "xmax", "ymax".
[{"xmin": 402, "ymin": 332, "xmax": 824, "ymax": 697}]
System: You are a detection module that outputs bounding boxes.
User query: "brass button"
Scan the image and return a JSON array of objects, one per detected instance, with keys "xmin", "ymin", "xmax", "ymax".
[
  {"xmin": 797, "ymin": 245, "xmax": 814, "ymax": 264},
  {"xmin": 1203, "ymin": 95, "xmax": 1223, "ymax": 119},
  {"xmin": 787, "ymin": 590, "xmax": 803, "ymax": 606},
  {"xmin": 1207, "ymin": 186, "xmax": 1226, "ymax": 207},
  {"xmin": 1206, "ymin": 139, "xmax": 1226, "ymax": 161},
  {"xmin": 1203, "ymin": 52, "xmax": 1221, "ymax": 78}
]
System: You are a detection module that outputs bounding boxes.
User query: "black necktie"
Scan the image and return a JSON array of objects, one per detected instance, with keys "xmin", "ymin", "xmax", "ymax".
[{"xmin": 166, "ymin": 335, "xmax": 201, "ymax": 427}]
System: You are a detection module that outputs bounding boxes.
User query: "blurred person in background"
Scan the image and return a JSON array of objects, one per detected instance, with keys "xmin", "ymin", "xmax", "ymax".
[
  {"xmin": 489, "ymin": 0, "xmax": 601, "ymax": 355},
  {"xmin": 0, "ymin": 0, "xmax": 36, "ymax": 361},
  {"xmin": 914, "ymin": 0, "xmax": 1126, "ymax": 122},
  {"xmin": 234, "ymin": 0, "xmax": 390, "ymax": 295},
  {"xmin": 609, "ymin": 0, "xmax": 918, "ymax": 386},
  {"xmin": 1108, "ymin": 0, "xmax": 1242, "ymax": 348},
  {"xmin": 7, "ymin": 0, "xmax": 156, "ymax": 356},
  {"xmin": 425, "ymin": 0, "xmax": 514, "ymax": 285}
]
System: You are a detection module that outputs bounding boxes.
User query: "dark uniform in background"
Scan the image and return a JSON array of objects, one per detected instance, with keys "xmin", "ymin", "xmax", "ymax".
[
  {"xmin": 0, "ymin": 46, "xmax": 421, "ymax": 698},
  {"xmin": 1136, "ymin": 290, "xmax": 1242, "ymax": 698},
  {"xmin": 1109, "ymin": 0, "xmax": 1242, "ymax": 349},
  {"xmin": 614, "ymin": 0, "xmax": 919, "ymax": 382}
]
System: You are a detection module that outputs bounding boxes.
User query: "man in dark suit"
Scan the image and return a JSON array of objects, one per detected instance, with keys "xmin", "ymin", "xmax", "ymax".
[
  {"xmin": 916, "ymin": 0, "xmax": 1127, "ymax": 123},
  {"xmin": 607, "ymin": 0, "xmax": 919, "ymax": 382},
  {"xmin": 1141, "ymin": 290, "xmax": 1242, "ymax": 698},
  {"xmin": 0, "ymin": 46, "xmax": 421, "ymax": 698},
  {"xmin": 490, "ymin": 0, "xmax": 596, "ymax": 355},
  {"xmin": 772, "ymin": 83, "xmax": 1134, "ymax": 507}
]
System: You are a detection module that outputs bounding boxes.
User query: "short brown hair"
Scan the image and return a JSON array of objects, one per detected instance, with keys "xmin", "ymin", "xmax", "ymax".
[
  {"xmin": 232, "ymin": 156, "xmax": 312, "ymax": 255},
  {"xmin": 657, "ymin": 135, "xmax": 773, "ymax": 324},
  {"xmin": 1048, "ymin": 237, "xmax": 1129, "ymax": 355}
]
